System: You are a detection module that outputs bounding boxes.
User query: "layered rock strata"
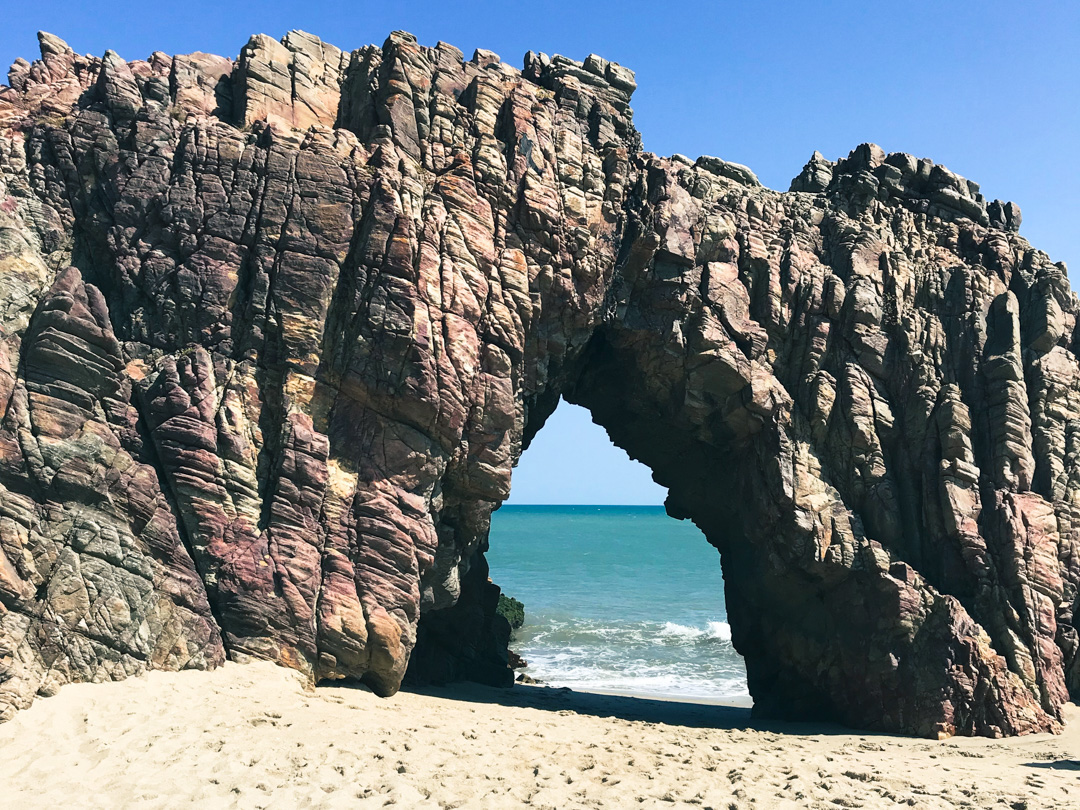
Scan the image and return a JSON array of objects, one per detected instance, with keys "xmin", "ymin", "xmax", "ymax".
[{"xmin": 0, "ymin": 30, "xmax": 1076, "ymax": 737}]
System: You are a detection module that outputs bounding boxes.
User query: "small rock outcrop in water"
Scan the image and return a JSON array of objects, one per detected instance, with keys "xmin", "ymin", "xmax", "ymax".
[
  {"xmin": 0, "ymin": 29, "xmax": 1077, "ymax": 738},
  {"xmin": 497, "ymin": 594, "xmax": 525, "ymax": 631}
]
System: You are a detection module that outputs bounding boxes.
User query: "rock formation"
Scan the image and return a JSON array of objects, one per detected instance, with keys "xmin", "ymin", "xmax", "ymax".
[{"xmin": 0, "ymin": 29, "xmax": 1076, "ymax": 737}]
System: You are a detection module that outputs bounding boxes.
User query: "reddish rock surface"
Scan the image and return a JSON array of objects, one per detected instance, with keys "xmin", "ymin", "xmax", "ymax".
[{"xmin": 0, "ymin": 30, "xmax": 1076, "ymax": 737}]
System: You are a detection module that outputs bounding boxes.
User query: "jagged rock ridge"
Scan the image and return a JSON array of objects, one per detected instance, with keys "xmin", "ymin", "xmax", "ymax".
[{"xmin": 0, "ymin": 29, "xmax": 1076, "ymax": 738}]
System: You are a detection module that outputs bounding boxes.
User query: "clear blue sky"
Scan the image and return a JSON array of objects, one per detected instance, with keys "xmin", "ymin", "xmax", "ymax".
[{"xmin": 3, "ymin": 1, "xmax": 1077, "ymax": 504}]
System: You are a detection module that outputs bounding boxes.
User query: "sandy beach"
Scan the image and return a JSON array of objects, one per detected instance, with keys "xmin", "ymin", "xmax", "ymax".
[{"xmin": 0, "ymin": 662, "xmax": 1076, "ymax": 809}]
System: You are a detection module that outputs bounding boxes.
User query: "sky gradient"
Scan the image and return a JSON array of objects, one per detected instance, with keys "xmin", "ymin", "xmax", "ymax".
[{"xmin": 3, "ymin": 1, "xmax": 1076, "ymax": 504}]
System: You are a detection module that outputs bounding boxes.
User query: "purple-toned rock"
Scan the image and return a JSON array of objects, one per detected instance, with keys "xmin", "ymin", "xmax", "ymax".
[{"xmin": 0, "ymin": 29, "xmax": 1076, "ymax": 737}]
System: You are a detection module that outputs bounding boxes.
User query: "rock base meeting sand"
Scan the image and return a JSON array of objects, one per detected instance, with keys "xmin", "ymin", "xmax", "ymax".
[{"xmin": 0, "ymin": 662, "xmax": 1077, "ymax": 808}]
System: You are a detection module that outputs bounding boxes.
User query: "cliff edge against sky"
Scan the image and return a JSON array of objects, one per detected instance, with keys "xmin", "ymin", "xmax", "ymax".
[{"xmin": 0, "ymin": 29, "xmax": 1076, "ymax": 737}]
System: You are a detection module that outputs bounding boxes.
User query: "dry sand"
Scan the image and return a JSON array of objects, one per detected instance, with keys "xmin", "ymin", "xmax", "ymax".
[{"xmin": 0, "ymin": 661, "xmax": 1077, "ymax": 809}]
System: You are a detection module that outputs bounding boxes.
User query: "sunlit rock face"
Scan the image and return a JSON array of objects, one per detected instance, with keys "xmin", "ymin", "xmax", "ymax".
[{"xmin": 0, "ymin": 29, "xmax": 1076, "ymax": 737}]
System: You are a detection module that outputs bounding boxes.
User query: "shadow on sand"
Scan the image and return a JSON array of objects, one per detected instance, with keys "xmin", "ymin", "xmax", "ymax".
[
  {"xmin": 1023, "ymin": 760, "xmax": 1080, "ymax": 770},
  {"xmin": 396, "ymin": 681, "xmax": 880, "ymax": 739}
]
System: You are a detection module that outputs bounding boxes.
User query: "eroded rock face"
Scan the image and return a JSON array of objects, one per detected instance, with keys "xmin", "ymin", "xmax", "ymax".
[
  {"xmin": 567, "ymin": 148, "xmax": 1074, "ymax": 737},
  {"xmin": 0, "ymin": 29, "xmax": 1076, "ymax": 737}
]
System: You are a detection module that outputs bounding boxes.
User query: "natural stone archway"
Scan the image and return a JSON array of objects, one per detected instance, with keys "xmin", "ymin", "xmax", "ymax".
[{"xmin": 0, "ymin": 29, "xmax": 1077, "ymax": 737}]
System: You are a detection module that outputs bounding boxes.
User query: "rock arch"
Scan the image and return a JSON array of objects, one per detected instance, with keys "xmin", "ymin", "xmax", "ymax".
[{"xmin": 0, "ymin": 30, "xmax": 1075, "ymax": 737}]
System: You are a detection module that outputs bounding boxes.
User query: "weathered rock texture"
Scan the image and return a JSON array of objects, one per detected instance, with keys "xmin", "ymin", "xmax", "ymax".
[{"xmin": 0, "ymin": 29, "xmax": 1077, "ymax": 737}]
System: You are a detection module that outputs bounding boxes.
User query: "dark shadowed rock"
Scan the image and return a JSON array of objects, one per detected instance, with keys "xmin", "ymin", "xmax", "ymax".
[{"xmin": 0, "ymin": 29, "xmax": 1075, "ymax": 737}]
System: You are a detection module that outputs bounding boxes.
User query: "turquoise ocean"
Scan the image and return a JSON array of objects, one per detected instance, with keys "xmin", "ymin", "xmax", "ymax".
[{"xmin": 486, "ymin": 505, "xmax": 748, "ymax": 700}]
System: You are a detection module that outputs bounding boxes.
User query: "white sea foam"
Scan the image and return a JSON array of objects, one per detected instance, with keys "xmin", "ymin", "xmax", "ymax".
[
  {"xmin": 530, "ymin": 618, "xmax": 733, "ymax": 647},
  {"xmin": 658, "ymin": 622, "xmax": 703, "ymax": 639},
  {"xmin": 657, "ymin": 621, "xmax": 732, "ymax": 643},
  {"xmin": 706, "ymin": 621, "xmax": 732, "ymax": 642},
  {"xmin": 520, "ymin": 653, "xmax": 748, "ymax": 699},
  {"xmin": 517, "ymin": 615, "xmax": 746, "ymax": 699}
]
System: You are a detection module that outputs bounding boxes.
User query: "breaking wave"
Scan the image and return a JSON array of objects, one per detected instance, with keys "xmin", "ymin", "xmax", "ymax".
[
  {"xmin": 514, "ymin": 615, "xmax": 746, "ymax": 700},
  {"xmin": 657, "ymin": 621, "xmax": 732, "ymax": 642}
]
